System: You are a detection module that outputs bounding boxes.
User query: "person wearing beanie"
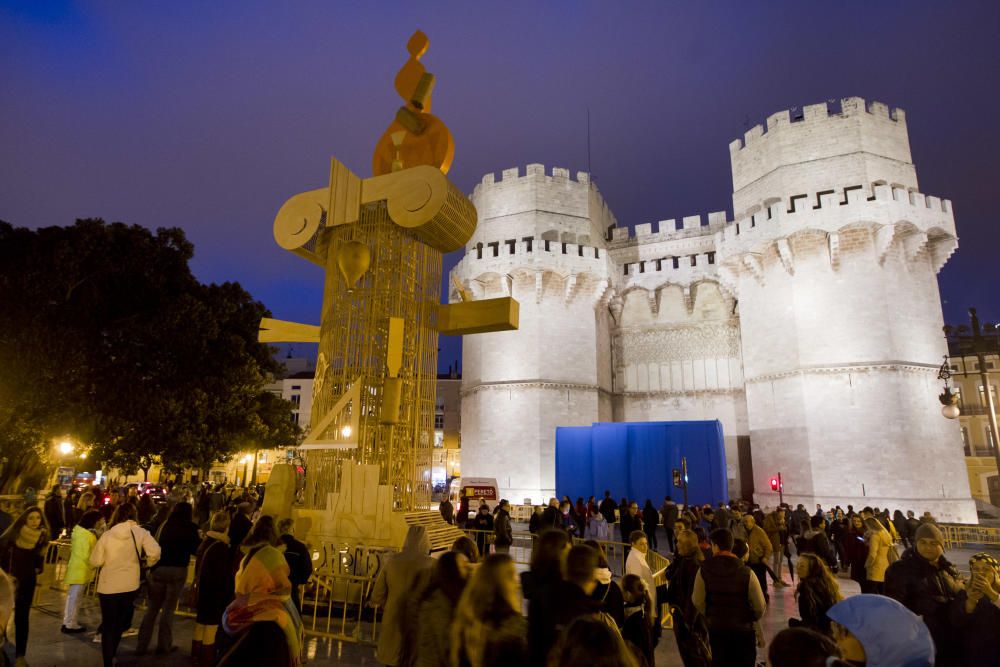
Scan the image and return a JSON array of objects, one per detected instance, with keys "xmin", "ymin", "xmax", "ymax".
[
  {"xmin": 827, "ymin": 594, "xmax": 934, "ymax": 666},
  {"xmin": 949, "ymin": 552, "xmax": 1000, "ymax": 665},
  {"xmin": 885, "ymin": 521, "xmax": 963, "ymax": 666}
]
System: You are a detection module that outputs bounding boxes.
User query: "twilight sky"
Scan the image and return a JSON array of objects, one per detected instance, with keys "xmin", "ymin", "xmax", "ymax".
[{"xmin": 2, "ymin": 1, "xmax": 998, "ymax": 373}]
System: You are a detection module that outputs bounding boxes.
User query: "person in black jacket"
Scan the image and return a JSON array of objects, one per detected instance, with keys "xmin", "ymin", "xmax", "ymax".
[
  {"xmin": 525, "ymin": 529, "xmax": 570, "ymax": 667},
  {"xmin": 598, "ymin": 491, "xmax": 618, "ymax": 526},
  {"xmin": 137, "ymin": 501, "xmax": 200, "ymax": 655},
  {"xmin": 193, "ymin": 511, "xmax": 235, "ymax": 666},
  {"xmin": 692, "ymin": 528, "xmax": 766, "ymax": 667},
  {"xmin": 885, "ymin": 522, "xmax": 964, "ymax": 667},
  {"xmin": 0, "ymin": 507, "xmax": 49, "ymax": 665},
  {"xmin": 493, "ymin": 500, "xmax": 513, "ymax": 555},
  {"xmin": 619, "ymin": 501, "xmax": 641, "ymax": 561},
  {"xmin": 665, "ymin": 529, "xmax": 710, "ymax": 666},
  {"xmin": 950, "ymin": 552, "xmax": 1000, "ymax": 666},
  {"xmin": 43, "ymin": 484, "xmax": 65, "ymax": 539},
  {"xmin": 472, "ymin": 504, "xmax": 494, "ymax": 557},
  {"xmin": 540, "ymin": 498, "xmax": 562, "ymax": 532},
  {"xmin": 642, "ymin": 500, "xmax": 659, "ymax": 552},
  {"xmin": 277, "ymin": 517, "xmax": 313, "ymax": 612}
]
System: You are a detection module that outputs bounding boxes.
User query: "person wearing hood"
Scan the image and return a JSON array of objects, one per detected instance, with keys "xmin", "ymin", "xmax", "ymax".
[
  {"xmin": 949, "ymin": 552, "xmax": 1000, "ymax": 666},
  {"xmin": 827, "ymin": 594, "xmax": 934, "ymax": 667},
  {"xmin": 665, "ymin": 529, "xmax": 710, "ymax": 667},
  {"xmin": 372, "ymin": 524, "xmax": 434, "ymax": 666},
  {"xmin": 90, "ymin": 502, "xmax": 161, "ymax": 667},
  {"xmin": 692, "ymin": 528, "xmax": 766, "ymax": 667},
  {"xmin": 494, "ymin": 499, "xmax": 513, "ymax": 555},
  {"xmin": 222, "ymin": 515, "xmax": 303, "ymax": 667},
  {"xmin": 193, "ymin": 510, "xmax": 234, "ymax": 667},
  {"xmin": 62, "ymin": 510, "xmax": 104, "ymax": 634},
  {"xmin": 0, "ymin": 506, "xmax": 50, "ymax": 667},
  {"xmin": 137, "ymin": 501, "xmax": 201, "ymax": 656},
  {"xmin": 885, "ymin": 522, "xmax": 963, "ymax": 666}
]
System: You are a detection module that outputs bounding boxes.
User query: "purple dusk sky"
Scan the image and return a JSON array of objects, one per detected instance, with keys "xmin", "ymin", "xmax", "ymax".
[{"xmin": 2, "ymin": 2, "xmax": 998, "ymax": 372}]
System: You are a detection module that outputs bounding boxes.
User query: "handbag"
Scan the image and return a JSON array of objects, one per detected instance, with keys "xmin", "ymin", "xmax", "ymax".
[{"xmin": 130, "ymin": 527, "xmax": 151, "ymax": 592}]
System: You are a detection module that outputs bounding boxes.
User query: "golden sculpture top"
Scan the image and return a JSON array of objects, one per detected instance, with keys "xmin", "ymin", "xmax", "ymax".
[{"xmin": 372, "ymin": 30, "xmax": 455, "ymax": 176}]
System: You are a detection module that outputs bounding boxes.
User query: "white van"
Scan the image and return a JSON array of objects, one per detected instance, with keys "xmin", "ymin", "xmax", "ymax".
[{"xmin": 449, "ymin": 477, "xmax": 500, "ymax": 521}]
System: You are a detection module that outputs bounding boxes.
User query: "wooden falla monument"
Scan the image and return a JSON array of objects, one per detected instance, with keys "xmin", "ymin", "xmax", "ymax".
[{"xmin": 258, "ymin": 31, "xmax": 518, "ymax": 550}]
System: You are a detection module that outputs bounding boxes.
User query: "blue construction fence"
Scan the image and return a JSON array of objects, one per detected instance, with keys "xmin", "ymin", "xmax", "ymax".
[{"xmin": 555, "ymin": 420, "xmax": 728, "ymax": 508}]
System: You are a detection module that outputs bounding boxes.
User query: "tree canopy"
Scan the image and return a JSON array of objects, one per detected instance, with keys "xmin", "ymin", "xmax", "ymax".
[{"xmin": 0, "ymin": 219, "xmax": 300, "ymax": 490}]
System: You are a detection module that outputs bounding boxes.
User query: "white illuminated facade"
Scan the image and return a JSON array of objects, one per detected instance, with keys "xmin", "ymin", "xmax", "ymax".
[{"xmin": 452, "ymin": 97, "xmax": 976, "ymax": 522}]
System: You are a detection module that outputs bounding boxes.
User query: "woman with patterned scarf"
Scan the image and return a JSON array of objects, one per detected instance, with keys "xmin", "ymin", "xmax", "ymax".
[
  {"xmin": 221, "ymin": 515, "xmax": 302, "ymax": 667},
  {"xmin": 0, "ymin": 506, "xmax": 49, "ymax": 667}
]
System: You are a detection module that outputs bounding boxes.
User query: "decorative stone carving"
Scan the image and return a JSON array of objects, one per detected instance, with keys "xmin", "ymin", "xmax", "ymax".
[{"xmin": 614, "ymin": 322, "xmax": 741, "ymax": 366}]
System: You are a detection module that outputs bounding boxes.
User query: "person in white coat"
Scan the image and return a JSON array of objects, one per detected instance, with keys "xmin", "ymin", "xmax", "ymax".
[
  {"xmin": 625, "ymin": 530, "xmax": 667, "ymax": 628},
  {"xmin": 90, "ymin": 503, "xmax": 160, "ymax": 667}
]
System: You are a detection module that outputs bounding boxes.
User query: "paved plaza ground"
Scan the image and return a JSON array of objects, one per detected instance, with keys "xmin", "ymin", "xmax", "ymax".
[{"xmin": 7, "ymin": 544, "xmax": 996, "ymax": 666}]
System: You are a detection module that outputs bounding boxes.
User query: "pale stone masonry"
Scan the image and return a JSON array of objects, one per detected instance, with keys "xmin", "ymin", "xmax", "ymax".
[{"xmin": 451, "ymin": 97, "xmax": 976, "ymax": 522}]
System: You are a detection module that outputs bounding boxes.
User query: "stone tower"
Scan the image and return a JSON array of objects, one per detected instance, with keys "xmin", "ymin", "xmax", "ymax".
[
  {"xmin": 716, "ymin": 97, "xmax": 974, "ymax": 521},
  {"xmin": 451, "ymin": 165, "xmax": 617, "ymax": 503}
]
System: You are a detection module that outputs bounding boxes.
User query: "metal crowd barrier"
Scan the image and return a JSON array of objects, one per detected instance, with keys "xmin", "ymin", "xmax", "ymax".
[
  {"xmin": 940, "ymin": 523, "xmax": 1000, "ymax": 550},
  {"xmin": 300, "ymin": 571, "xmax": 380, "ymax": 644}
]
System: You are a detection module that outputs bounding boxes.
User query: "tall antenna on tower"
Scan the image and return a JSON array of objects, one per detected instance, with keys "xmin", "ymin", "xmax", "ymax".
[{"xmin": 587, "ymin": 107, "xmax": 593, "ymax": 184}]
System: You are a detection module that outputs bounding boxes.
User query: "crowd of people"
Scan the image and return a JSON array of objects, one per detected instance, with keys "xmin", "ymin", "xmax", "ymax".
[
  {"xmin": 0, "ymin": 481, "xmax": 309, "ymax": 667},
  {"xmin": 434, "ymin": 491, "xmax": 1000, "ymax": 666},
  {"xmin": 0, "ymin": 481, "xmax": 998, "ymax": 666}
]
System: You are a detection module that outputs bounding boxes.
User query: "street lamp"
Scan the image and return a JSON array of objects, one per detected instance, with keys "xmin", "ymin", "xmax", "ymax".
[
  {"xmin": 58, "ymin": 441, "xmax": 74, "ymax": 456},
  {"xmin": 943, "ymin": 307, "xmax": 1000, "ymax": 475}
]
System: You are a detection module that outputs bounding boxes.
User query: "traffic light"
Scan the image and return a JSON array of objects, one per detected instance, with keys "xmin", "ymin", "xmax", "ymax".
[{"xmin": 769, "ymin": 476, "xmax": 780, "ymax": 491}]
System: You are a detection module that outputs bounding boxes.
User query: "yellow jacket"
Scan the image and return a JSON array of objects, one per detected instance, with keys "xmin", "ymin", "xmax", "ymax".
[{"xmin": 747, "ymin": 524, "xmax": 772, "ymax": 564}]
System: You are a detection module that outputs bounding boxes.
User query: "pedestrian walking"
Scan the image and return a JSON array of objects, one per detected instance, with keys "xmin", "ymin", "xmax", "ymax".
[
  {"xmin": 62, "ymin": 510, "xmax": 104, "ymax": 634},
  {"xmin": 472, "ymin": 503, "xmax": 494, "ymax": 556},
  {"xmin": 0, "ymin": 507, "xmax": 50, "ymax": 667},
  {"xmin": 659, "ymin": 496, "xmax": 678, "ymax": 553},
  {"xmin": 598, "ymin": 491, "xmax": 618, "ymax": 526},
  {"xmin": 692, "ymin": 528, "xmax": 766, "ymax": 667},
  {"xmin": 763, "ymin": 506, "xmax": 790, "ymax": 586},
  {"xmin": 620, "ymin": 502, "xmax": 642, "ymax": 560},
  {"xmin": 136, "ymin": 501, "xmax": 200, "ymax": 656},
  {"xmin": 90, "ymin": 503, "xmax": 161, "ymax": 667},
  {"xmin": 438, "ymin": 495, "xmax": 454, "ymax": 525}
]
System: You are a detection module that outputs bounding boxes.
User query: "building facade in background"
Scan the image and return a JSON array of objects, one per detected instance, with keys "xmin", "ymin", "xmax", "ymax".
[
  {"xmin": 948, "ymin": 343, "xmax": 1000, "ymax": 505},
  {"xmin": 452, "ymin": 97, "xmax": 977, "ymax": 522}
]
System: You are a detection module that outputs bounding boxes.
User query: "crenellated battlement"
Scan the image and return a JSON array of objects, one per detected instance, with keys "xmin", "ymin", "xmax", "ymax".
[
  {"xmin": 473, "ymin": 163, "xmax": 591, "ymax": 194},
  {"xmin": 728, "ymin": 98, "xmax": 917, "ymax": 215},
  {"xmin": 729, "ymin": 97, "xmax": 906, "ymax": 153},
  {"xmin": 607, "ymin": 211, "xmax": 731, "ymax": 246},
  {"xmin": 714, "ymin": 181, "xmax": 957, "ymax": 274}
]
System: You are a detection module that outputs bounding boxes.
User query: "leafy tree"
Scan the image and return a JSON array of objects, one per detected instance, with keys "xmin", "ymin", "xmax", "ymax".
[{"xmin": 0, "ymin": 219, "xmax": 301, "ymax": 491}]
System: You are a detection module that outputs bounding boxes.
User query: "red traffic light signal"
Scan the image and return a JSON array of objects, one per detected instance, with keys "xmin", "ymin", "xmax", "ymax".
[{"xmin": 769, "ymin": 476, "xmax": 780, "ymax": 491}]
